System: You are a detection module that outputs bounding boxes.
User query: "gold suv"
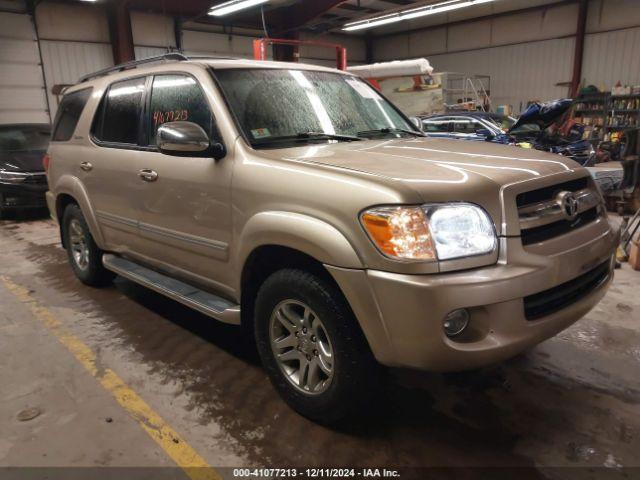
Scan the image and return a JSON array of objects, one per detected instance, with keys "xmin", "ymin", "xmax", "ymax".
[{"xmin": 45, "ymin": 54, "xmax": 618, "ymax": 422}]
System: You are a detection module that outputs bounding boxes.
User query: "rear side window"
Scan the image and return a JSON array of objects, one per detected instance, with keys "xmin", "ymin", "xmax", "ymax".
[
  {"xmin": 453, "ymin": 118, "xmax": 484, "ymax": 134},
  {"xmin": 423, "ymin": 118, "xmax": 450, "ymax": 133},
  {"xmin": 52, "ymin": 88, "xmax": 92, "ymax": 141},
  {"xmin": 93, "ymin": 77, "xmax": 146, "ymax": 145},
  {"xmin": 148, "ymin": 74, "xmax": 213, "ymax": 146}
]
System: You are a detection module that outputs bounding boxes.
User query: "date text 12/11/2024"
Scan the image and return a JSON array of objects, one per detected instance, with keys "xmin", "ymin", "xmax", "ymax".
[{"xmin": 232, "ymin": 468, "xmax": 401, "ymax": 478}]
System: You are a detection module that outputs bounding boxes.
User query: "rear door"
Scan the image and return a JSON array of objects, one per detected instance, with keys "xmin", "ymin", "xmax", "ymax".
[
  {"xmin": 84, "ymin": 76, "xmax": 147, "ymax": 253},
  {"xmin": 134, "ymin": 73, "xmax": 234, "ymax": 289}
]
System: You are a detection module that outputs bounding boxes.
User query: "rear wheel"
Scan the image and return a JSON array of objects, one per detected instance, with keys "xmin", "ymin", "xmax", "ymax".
[
  {"xmin": 62, "ymin": 204, "xmax": 114, "ymax": 287},
  {"xmin": 254, "ymin": 268, "xmax": 379, "ymax": 423}
]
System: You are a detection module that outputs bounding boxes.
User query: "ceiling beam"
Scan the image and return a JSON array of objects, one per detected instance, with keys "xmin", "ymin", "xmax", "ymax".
[{"xmin": 267, "ymin": 0, "xmax": 349, "ymax": 35}]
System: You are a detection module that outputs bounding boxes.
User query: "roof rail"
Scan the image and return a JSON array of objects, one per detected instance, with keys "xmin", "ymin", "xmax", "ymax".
[{"xmin": 78, "ymin": 53, "xmax": 188, "ymax": 83}]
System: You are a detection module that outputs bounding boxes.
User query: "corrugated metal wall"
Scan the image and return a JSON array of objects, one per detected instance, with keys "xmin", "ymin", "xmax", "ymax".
[
  {"xmin": 131, "ymin": 12, "xmax": 175, "ymax": 60},
  {"xmin": 35, "ymin": 2, "xmax": 113, "ymax": 117},
  {"xmin": 299, "ymin": 32, "xmax": 366, "ymax": 67},
  {"xmin": 429, "ymin": 37, "xmax": 575, "ymax": 111},
  {"xmin": 370, "ymin": 0, "xmax": 640, "ymax": 113},
  {"xmin": 39, "ymin": 41, "xmax": 113, "ymax": 114},
  {"xmin": 181, "ymin": 29, "xmax": 256, "ymax": 58},
  {"xmin": 372, "ymin": 2, "xmax": 579, "ymax": 113},
  {"xmin": 134, "ymin": 46, "xmax": 171, "ymax": 60},
  {"xmin": 0, "ymin": 11, "xmax": 49, "ymax": 124},
  {"xmin": 583, "ymin": 27, "xmax": 640, "ymax": 90},
  {"xmin": 582, "ymin": 0, "xmax": 640, "ymax": 89}
]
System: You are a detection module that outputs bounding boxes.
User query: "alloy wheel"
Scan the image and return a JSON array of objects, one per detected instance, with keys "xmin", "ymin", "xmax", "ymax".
[{"xmin": 269, "ymin": 299, "xmax": 334, "ymax": 395}]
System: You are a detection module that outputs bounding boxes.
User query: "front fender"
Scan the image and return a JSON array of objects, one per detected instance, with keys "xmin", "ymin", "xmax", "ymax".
[
  {"xmin": 54, "ymin": 174, "xmax": 105, "ymax": 248},
  {"xmin": 237, "ymin": 211, "xmax": 363, "ymax": 272}
]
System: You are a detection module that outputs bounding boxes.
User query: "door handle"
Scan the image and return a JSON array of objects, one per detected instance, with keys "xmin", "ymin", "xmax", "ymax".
[
  {"xmin": 79, "ymin": 161, "xmax": 93, "ymax": 172},
  {"xmin": 139, "ymin": 169, "xmax": 158, "ymax": 182}
]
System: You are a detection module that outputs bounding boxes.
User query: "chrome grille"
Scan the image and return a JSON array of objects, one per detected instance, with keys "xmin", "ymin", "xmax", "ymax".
[{"xmin": 517, "ymin": 177, "xmax": 601, "ymax": 245}]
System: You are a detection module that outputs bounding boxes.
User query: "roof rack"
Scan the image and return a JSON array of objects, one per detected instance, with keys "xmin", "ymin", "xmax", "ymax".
[
  {"xmin": 78, "ymin": 53, "xmax": 249, "ymax": 83},
  {"xmin": 78, "ymin": 53, "xmax": 188, "ymax": 83}
]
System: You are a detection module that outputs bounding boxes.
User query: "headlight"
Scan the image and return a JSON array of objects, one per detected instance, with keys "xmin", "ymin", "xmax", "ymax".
[
  {"xmin": 361, "ymin": 203, "xmax": 496, "ymax": 261},
  {"xmin": 0, "ymin": 170, "xmax": 28, "ymax": 184},
  {"xmin": 423, "ymin": 204, "xmax": 497, "ymax": 260}
]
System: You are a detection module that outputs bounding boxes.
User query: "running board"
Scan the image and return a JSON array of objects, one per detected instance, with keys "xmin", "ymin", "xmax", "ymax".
[{"xmin": 102, "ymin": 254, "xmax": 241, "ymax": 325}]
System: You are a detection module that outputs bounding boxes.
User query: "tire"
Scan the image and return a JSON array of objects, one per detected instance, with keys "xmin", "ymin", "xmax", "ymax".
[
  {"xmin": 254, "ymin": 268, "xmax": 379, "ymax": 424},
  {"xmin": 62, "ymin": 204, "xmax": 114, "ymax": 287}
]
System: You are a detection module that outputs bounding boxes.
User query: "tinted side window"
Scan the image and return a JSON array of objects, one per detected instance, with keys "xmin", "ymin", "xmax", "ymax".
[
  {"xmin": 453, "ymin": 118, "xmax": 483, "ymax": 134},
  {"xmin": 148, "ymin": 75, "xmax": 213, "ymax": 146},
  {"xmin": 423, "ymin": 119, "xmax": 450, "ymax": 132},
  {"xmin": 52, "ymin": 88, "xmax": 92, "ymax": 141},
  {"xmin": 94, "ymin": 77, "xmax": 145, "ymax": 144}
]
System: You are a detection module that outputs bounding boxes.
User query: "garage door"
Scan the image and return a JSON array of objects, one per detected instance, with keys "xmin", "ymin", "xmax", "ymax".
[{"xmin": 0, "ymin": 11, "xmax": 49, "ymax": 125}]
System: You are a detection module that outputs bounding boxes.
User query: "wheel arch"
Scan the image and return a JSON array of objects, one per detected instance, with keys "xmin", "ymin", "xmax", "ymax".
[
  {"xmin": 53, "ymin": 175, "xmax": 105, "ymax": 248},
  {"xmin": 236, "ymin": 210, "xmax": 364, "ymax": 320}
]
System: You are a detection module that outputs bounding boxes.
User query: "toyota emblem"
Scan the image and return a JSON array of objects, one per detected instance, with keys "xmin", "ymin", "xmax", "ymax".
[{"xmin": 556, "ymin": 191, "xmax": 579, "ymax": 220}]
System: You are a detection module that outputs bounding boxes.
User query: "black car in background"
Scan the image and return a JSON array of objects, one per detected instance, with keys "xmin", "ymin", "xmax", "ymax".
[{"xmin": 0, "ymin": 124, "xmax": 50, "ymax": 216}]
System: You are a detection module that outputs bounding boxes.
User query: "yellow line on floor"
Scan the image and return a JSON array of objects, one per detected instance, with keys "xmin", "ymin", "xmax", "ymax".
[{"xmin": 1, "ymin": 276, "xmax": 222, "ymax": 480}]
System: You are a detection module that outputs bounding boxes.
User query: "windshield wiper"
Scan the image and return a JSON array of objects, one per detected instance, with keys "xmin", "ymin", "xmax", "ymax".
[
  {"xmin": 253, "ymin": 131, "xmax": 362, "ymax": 146},
  {"xmin": 297, "ymin": 131, "xmax": 362, "ymax": 141},
  {"xmin": 357, "ymin": 127, "xmax": 425, "ymax": 138}
]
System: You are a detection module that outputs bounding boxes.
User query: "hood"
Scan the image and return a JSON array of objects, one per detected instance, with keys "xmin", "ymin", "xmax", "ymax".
[
  {"xmin": 259, "ymin": 136, "xmax": 579, "ymax": 201},
  {"xmin": 509, "ymin": 98, "xmax": 574, "ymax": 133},
  {"xmin": 0, "ymin": 150, "xmax": 46, "ymax": 173}
]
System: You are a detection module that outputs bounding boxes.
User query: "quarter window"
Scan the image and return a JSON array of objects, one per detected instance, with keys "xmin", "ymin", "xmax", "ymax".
[
  {"xmin": 52, "ymin": 88, "xmax": 92, "ymax": 142},
  {"xmin": 148, "ymin": 75, "xmax": 213, "ymax": 146},
  {"xmin": 93, "ymin": 77, "xmax": 146, "ymax": 144}
]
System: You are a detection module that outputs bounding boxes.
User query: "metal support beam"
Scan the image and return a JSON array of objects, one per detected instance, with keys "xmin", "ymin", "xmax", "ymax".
[
  {"xmin": 365, "ymin": 33, "xmax": 374, "ymax": 64},
  {"xmin": 107, "ymin": 0, "xmax": 135, "ymax": 64},
  {"xmin": 571, "ymin": 0, "xmax": 588, "ymax": 97},
  {"xmin": 174, "ymin": 17, "xmax": 183, "ymax": 52},
  {"xmin": 268, "ymin": 0, "xmax": 348, "ymax": 35}
]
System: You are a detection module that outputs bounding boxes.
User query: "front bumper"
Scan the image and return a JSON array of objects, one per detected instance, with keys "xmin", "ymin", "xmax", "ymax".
[
  {"xmin": 0, "ymin": 182, "xmax": 48, "ymax": 210},
  {"xmin": 327, "ymin": 217, "xmax": 618, "ymax": 371}
]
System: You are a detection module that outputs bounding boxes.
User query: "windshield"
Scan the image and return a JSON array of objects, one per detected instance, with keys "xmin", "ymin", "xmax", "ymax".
[
  {"xmin": 213, "ymin": 68, "xmax": 416, "ymax": 148},
  {"xmin": 0, "ymin": 126, "xmax": 51, "ymax": 152}
]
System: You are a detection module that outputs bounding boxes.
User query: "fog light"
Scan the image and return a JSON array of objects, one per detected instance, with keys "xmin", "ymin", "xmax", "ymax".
[{"xmin": 443, "ymin": 309, "xmax": 469, "ymax": 337}]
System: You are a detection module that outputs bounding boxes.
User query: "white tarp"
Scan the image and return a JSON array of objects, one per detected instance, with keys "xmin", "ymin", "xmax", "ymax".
[{"xmin": 347, "ymin": 58, "xmax": 433, "ymax": 79}]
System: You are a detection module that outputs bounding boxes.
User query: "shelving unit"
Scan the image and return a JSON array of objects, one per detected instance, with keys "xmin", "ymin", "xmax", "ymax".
[{"xmin": 574, "ymin": 92, "xmax": 640, "ymax": 143}]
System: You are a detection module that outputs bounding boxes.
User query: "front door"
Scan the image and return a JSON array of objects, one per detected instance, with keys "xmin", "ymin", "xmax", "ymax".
[{"xmin": 134, "ymin": 73, "xmax": 234, "ymax": 291}]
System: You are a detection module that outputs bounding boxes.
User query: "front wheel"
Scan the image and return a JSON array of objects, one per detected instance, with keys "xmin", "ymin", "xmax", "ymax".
[
  {"xmin": 254, "ymin": 269, "xmax": 379, "ymax": 423},
  {"xmin": 62, "ymin": 204, "xmax": 114, "ymax": 287}
]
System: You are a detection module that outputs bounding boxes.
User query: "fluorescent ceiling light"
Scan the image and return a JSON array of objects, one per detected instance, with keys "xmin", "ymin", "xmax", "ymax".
[
  {"xmin": 209, "ymin": 0, "xmax": 269, "ymax": 17},
  {"xmin": 343, "ymin": 0, "xmax": 496, "ymax": 31}
]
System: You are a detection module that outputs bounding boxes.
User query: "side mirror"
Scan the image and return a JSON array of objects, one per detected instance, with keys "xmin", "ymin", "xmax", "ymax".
[
  {"xmin": 157, "ymin": 121, "xmax": 226, "ymax": 159},
  {"xmin": 409, "ymin": 117, "xmax": 424, "ymax": 132},
  {"xmin": 475, "ymin": 128, "xmax": 492, "ymax": 137}
]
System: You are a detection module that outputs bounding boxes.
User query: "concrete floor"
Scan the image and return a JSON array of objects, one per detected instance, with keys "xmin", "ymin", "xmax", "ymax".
[{"xmin": 1, "ymin": 213, "xmax": 639, "ymax": 479}]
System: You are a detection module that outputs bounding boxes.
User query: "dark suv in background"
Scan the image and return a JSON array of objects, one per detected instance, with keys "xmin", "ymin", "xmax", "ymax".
[{"xmin": 0, "ymin": 123, "xmax": 50, "ymax": 216}]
